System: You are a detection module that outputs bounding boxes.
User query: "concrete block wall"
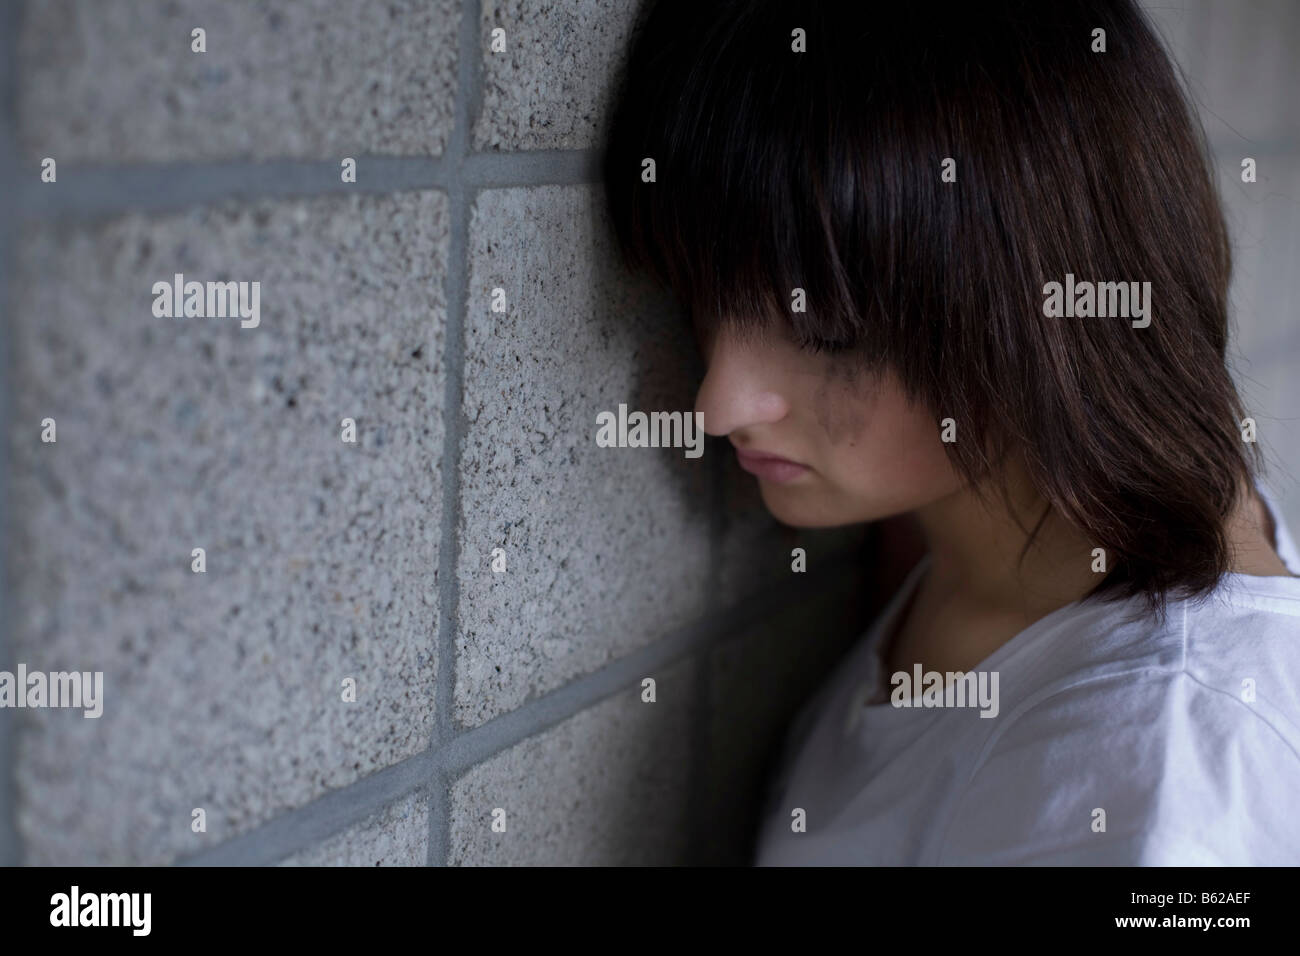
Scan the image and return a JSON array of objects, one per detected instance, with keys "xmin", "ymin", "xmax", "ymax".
[
  {"xmin": 0, "ymin": 0, "xmax": 874, "ymax": 867},
  {"xmin": 1143, "ymin": 0, "xmax": 1300, "ymax": 528},
  {"xmin": 1, "ymin": 0, "xmax": 1296, "ymax": 867}
]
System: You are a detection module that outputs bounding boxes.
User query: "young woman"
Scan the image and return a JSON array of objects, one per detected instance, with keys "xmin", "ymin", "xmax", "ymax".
[{"xmin": 602, "ymin": 0, "xmax": 1300, "ymax": 864}]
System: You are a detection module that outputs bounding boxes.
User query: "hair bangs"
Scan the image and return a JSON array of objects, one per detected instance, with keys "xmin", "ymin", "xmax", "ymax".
[{"xmin": 601, "ymin": 2, "xmax": 916, "ymax": 366}]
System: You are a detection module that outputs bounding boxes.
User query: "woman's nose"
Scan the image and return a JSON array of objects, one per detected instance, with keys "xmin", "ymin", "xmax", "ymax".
[{"xmin": 693, "ymin": 329, "xmax": 791, "ymax": 437}]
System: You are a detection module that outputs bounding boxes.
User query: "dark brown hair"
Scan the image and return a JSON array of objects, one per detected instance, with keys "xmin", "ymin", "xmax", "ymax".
[{"xmin": 602, "ymin": 0, "xmax": 1262, "ymax": 621}]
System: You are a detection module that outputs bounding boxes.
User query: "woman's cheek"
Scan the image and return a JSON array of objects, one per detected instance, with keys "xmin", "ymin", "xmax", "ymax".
[{"xmin": 809, "ymin": 358, "xmax": 879, "ymax": 446}]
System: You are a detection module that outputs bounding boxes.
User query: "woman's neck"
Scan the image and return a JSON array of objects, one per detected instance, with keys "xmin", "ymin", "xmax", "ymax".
[
  {"xmin": 913, "ymin": 465, "xmax": 1291, "ymax": 611},
  {"xmin": 911, "ymin": 462, "xmax": 1100, "ymax": 616},
  {"xmin": 884, "ymin": 466, "xmax": 1294, "ymax": 679}
]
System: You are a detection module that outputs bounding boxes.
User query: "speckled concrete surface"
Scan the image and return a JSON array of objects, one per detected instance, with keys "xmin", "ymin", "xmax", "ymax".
[
  {"xmin": 449, "ymin": 655, "xmax": 695, "ymax": 865},
  {"xmin": 456, "ymin": 184, "xmax": 710, "ymax": 728},
  {"xmin": 9, "ymin": 191, "xmax": 448, "ymax": 864},
  {"xmin": 278, "ymin": 790, "xmax": 429, "ymax": 866},
  {"xmin": 19, "ymin": 0, "xmax": 459, "ymax": 163},
  {"xmin": 473, "ymin": 0, "xmax": 639, "ymax": 151}
]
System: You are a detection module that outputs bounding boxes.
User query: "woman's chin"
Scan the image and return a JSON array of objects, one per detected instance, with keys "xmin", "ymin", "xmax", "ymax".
[{"xmin": 758, "ymin": 484, "xmax": 852, "ymax": 529}]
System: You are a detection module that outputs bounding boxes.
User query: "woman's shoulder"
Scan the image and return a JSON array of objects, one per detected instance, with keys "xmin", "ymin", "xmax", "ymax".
[
  {"xmin": 989, "ymin": 573, "xmax": 1300, "ymax": 761},
  {"xmin": 970, "ymin": 481, "xmax": 1300, "ymax": 742},
  {"xmin": 935, "ymin": 587, "xmax": 1300, "ymax": 864},
  {"xmin": 934, "ymin": 471, "xmax": 1300, "ymax": 863}
]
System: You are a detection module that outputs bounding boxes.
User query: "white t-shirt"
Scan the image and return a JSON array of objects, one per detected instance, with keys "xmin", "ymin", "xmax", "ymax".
[{"xmin": 754, "ymin": 484, "xmax": 1300, "ymax": 865}]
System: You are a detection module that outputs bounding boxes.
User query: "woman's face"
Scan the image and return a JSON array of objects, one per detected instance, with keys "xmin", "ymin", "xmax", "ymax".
[{"xmin": 694, "ymin": 321, "xmax": 965, "ymax": 527}]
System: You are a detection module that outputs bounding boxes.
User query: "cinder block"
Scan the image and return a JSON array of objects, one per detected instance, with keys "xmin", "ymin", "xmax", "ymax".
[
  {"xmin": 1241, "ymin": 349, "xmax": 1300, "ymax": 540},
  {"xmin": 19, "ymin": 0, "xmax": 459, "ymax": 163},
  {"xmin": 1216, "ymin": 153, "xmax": 1271, "ymax": 363},
  {"xmin": 457, "ymin": 184, "xmax": 710, "ymax": 727},
  {"xmin": 278, "ymin": 790, "xmax": 430, "ymax": 866},
  {"xmin": 1216, "ymin": 153, "xmax": 1299, "ymax": 362},
  {"xmin": 449, "ymin": 656, "xmax": 696, "ymax": 865},
  {"xmin": 474, "ymin": 0, "xmax": 640, "ymax": 150},
  {"xmin": 1179, "ymin": 0, "xmax": 1300, "ymax": 148},
  {"xmin": 1140, "ymin": 0, "xmax": 1194, "ymax": 60},
  {"xmin": 703, "ymin": 565, "xmax": 878, "ymax": 865},
  {"xmin": 8, "ymin": 191, "xmax": 449, "ymax": 864},
  {"xmin": 1142, "ymin": 0, "xmax": 1300, "ymax": 375}
]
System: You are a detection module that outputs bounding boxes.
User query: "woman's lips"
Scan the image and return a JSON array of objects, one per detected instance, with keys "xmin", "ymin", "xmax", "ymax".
[{"xmin": 734, "ymin": 448, "xmax": 810, "ymax": 483}]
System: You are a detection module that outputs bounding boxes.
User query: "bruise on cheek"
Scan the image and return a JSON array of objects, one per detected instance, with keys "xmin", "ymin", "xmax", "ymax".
[{"xmin": 813, "ymin": 357, "xmax": 877, "ymax": 445}]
